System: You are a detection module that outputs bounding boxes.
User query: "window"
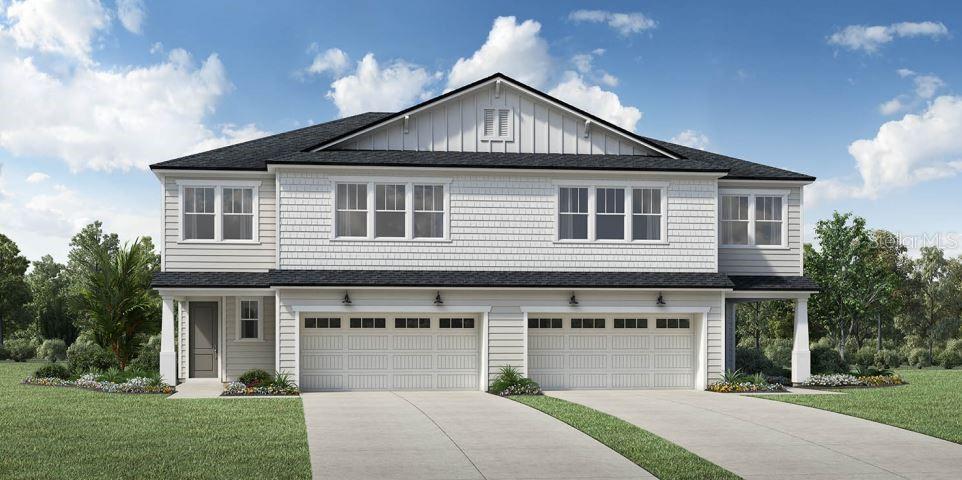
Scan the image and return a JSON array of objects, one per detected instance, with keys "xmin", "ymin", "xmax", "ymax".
[
  {"xmin": 414, "ymin": 185, "xmax": 444, "ymax": 238},
  {"xmin": 559, "ymin": 187, "xmax": 589, "ymax": 240},
  {"xmin": 395, "ymin": 318, "xmax": 430, "ymax": 329},
  {"xmin": 183, "ymin": 187, "xmax": 215, "ymax": 240},
  {"xmin": 481, "ymin": 108, "xmax": 513, "ymax": 141},
  {"xmin": 632, "ymin": 188, "xmax": 662, "ymax": 241},
  {"xmin": 656, "ymin": 318, "xmax": 690, "ymax": 329},
  {"xmin": 238, "ymin": 299, "xmax": 261, "ymax": 340},
  {"xmin": 571, "ymin": 318, "xmax": 605, "ymax": 329},
  {"xmin": 614, "ymin": 318, "xmax": 648, "ymax": 329},
  {"xmin": 596, "ymin": 188, "xmax": 625, "ymax": 240},
  {"xmin": 375, "ymin": 184, "xmax": 406, "ymax": 237},
  {"xmin": 439, "ymin": 318, "xmax": 475, "ymax": 328},
  {"xmin": 528, "ymin": 318, "xmax": 562, "ymax": 329},
  {"xmin": 719, "ymin": 191, "xmax": 787, "ymax": 247},
  {"xmin": 350, "ymin": 317, "xmax": 386, "ymax": 329},
  {"xmin": 222, "ymin": 187, "xmax": 254, "ymax": 240},
  {"xmin": 336, "ymin": 183, "xmax": 368, "ymax": 237},
  {"xmin": 305, "ymin": 317, "xmax": 341, "ymax": 329}
]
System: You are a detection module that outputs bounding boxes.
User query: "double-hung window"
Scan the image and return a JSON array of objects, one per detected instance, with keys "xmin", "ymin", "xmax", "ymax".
[
  {"xmin": 557, "ymin": 185, "xmax": 666, "ymax": 242},
  {"xmin": 335, "ymin": 183, "xmax": 368, "ymax": 237},
  {"xmin": 334, "ymin": 180, "xmax": 449, "ymax": 240},
  {"xmin": 183, "ymin": 187, "xmax": 215, "ymax": 240},
  {"xmin": 222, "ymin": 188, "xmax": 254, "ymax": 240},
  {"xmin": 414, "ymin": 185, "xmax": 444, "ymax": 238},
  {"xmin": 595, "ymin": 188, "xmax": 625, "ymax": 240},
  {"xmin": 632, "ymin": 188, "xmax": 662, "ymax": 241},
  {"xmin": 179, "ymin": 181, "xmax": 259, "ymax": 242},
  {"xmin": 754, "ymin": 196, "xmax": 783, "ymax": 246},
  {"xmin": 238, "ymin": 298, "xmax": 261, "ymax": 340},
  {"xmin": 375, "ymin": 184, "xmax": 405, "ymax": 238},
  {"xmin": 720, "ymin": 195, "xmax": 750, "ymax": 245},
  {"xmin": 558, "ymin": 187, "xmax": 589, "ymax": 240},
  {"xmin": 719, "ymin": 190, "xmax": 787, "ymax": 247}
]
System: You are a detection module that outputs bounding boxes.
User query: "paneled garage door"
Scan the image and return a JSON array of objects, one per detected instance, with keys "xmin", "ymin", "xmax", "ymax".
[
  {"xmin": 299, "ymin": 314, "xmax": 480, "ymax": 391},
  {"xmin": 528, "ymin": 315, "xmax": 695, "ymax": 389}
]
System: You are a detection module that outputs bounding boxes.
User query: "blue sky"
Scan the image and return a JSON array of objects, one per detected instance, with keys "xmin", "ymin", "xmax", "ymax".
[{"xmin": 1, "ymin": 0, "xmax": 961, "ymax": 261}]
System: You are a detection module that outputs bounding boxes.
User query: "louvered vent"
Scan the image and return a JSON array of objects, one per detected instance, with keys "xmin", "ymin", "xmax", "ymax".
[
  {"xmin": 498, "ymin": 109, "xmax": 509, "ymax": 137},
  {"xmin": 483, "ymin": 109, "xmax": 495, "ymax": 137}
]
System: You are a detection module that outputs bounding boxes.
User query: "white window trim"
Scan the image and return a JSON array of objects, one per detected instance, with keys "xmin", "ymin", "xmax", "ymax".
[
  {"xmin": 235, "ymin": 297, "xmax": 263, "ymax": 342},
  {"xmin": 553, "ymin": 182, "xmax": 669, "ymax": 244},
  {"xmin": 176, "ymin": 179, "xmax": 261, "ymax": 244},
  {"xmin": 480, "ymin": 107, "xmax": 514, "ymax": 142},
  {"xmin": 718, "ymin": 188, "xmax": 789, "ymax": 249},
  {"xmin": 330, "ymin": 177, "xmax": 452, "ymax": 242}
]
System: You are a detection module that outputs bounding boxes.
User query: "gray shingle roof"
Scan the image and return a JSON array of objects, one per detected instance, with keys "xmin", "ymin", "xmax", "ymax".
[
  {"xmin": 641, "ymin": 138, "xmax": 815, "ymax": 182},
  {"xmin": 151, "ymin": 271, "xmax": 270, "ymax": 288},
  {"xmin": 729, "ymin": 275, "xmax": 820, "ymax": 291}
]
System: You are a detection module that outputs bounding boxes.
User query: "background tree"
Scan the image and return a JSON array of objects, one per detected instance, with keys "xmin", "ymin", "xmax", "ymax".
[
  {"xmin": 736, "ymin": 300, "xmax": 793, "ymax": 349},
  {"xmin": 897, "ymin": 247, "xmax": 962, "ymax": 363},
  {"xmin": 66, "ymin": 222, "xmax": 120, "ymax": 332},
  {"xmin": 26, "ymin": 255, "xmax": 77, "ymax": 344},
  {"xmin": 868, "ymin": 229, "xmax": 911, "ymax": 350},
  {"xmin": 0, "ymin": 233, "xmax": 31, "ymax": 345}
]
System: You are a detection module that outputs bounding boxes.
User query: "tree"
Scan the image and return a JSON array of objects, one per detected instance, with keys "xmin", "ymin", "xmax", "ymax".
[
  {"xmin": 736, "ymin": 300, "xmax": 793, "ymax": 349},
  {"xmin": 26, "ymin": 255, "xmax": 77, "ymax": 344},
  {"xmin": 0, "ymin": 233, "xmax": 30, "ymax": 345},
  {"xmin": 72, "ymin": 238, "xmax": 160, "ymax": 369},
  {"xmin": 867, "ymin": 229, "xmax": 910, "ymax": 350},
  {"xmin": 897, "ymin": 247, "xmax": 962, "ymax": 363},
  {"xmin": 66, "ymin": 222, "xmax": 119, "ymax": 331}
]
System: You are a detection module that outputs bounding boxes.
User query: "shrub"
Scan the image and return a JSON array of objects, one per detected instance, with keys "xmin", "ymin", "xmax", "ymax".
[
  {"xmin": 128, "ymin": 335, "xmax": 161, "ymax": 372},
  {"xmin": 721, "ymin": 368, "xmax": 749, "ymax": 384},
  {"xmin": 489, "ymin": 366, "xmax": 542, "ymax": 396},
  {"xmin": 5, "ymin": 338, "xmax": 36, "ymax": 362},
  {"xmin": 851, "ymin": 346, "xmax": 876, "ymax": 369},
  {"xmin": 708, "ymin": 369, "xmax": 785, "ymax": 392},
  {"xmin": 34, "ymin": 363, "xmax": 71, "ymax": 380},
  {"xmin": 0, "ymin": 344, "xmax": 8, "ymax": 361},
  {"xmin": 735, "ymin": 347, "xmax": 773, "ymax": 374},
  {"xmin": 764, "ymin": 339, "xmax": 792, "ymax": 370},
  {"xmin": 37, "ymin": 339, "xmax": 67, "ymax": 363},
  {"xmin": 223, "ymin": 372, "xmax": 300, "ymax": 396},
  {"xmin": 874, "ymin": 349, "xmax": 903, "ymax": 369},
  {"xmin": 907, "ymin": 348, "xmax": 931, "ymax": 369},
  {"xmin": 100, "ymin": 367, "xmax": 126, "ymax": 384},
  {"xmin": 239, "ymin": 369, "xmax": 273, "ymax": 387},
  {"xmin": 853, "ymin": 364, "xmax": 892, "ymax": 377},
  {"xmin": 859, "ymin": 374, "xmax": 904, "ymax": 387},
  {"xmin": 811, "ymin": 346, "xmax": 848, "ymax": 374},
  {"xmin": 938, "ymin": 339, "xmax": 962, "ymax": 369},
  {"xmin": 67, "ymin": 340, "xmax": 116, "ymax": 374}
]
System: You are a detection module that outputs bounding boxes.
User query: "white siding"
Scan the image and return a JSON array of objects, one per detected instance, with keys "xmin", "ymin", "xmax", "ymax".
[
  {"xmin": 162, "ymin": 174, "xmax": 277, "ymax": 272},
  {"xmin": 223, "ymin": 295, "xmax": 276, "ymax": 380},
  {"xmin": 177, "ymin": 300, "xmax": 188, "ymax": 380},
  {"xmin": 278, "ymin": 169, "xmax": 718, "ymax": 271},
  {"xmin": 718, "ymin": 184, "xmax": 803, "ymax": 276},
  {"xmin": 331, "ymin": 83, "xmax": 659, "ymax": 156}
]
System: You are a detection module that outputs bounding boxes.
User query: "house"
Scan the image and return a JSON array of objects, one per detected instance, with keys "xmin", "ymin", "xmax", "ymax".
[{"xmin": 150, "ymin": 72, "xmax": 818, "ymax": 392}]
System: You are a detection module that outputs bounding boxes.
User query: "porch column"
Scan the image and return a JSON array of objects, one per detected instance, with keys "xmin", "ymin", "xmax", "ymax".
[
  {"xmin": 160, "ymin": 296, "xmax": 177, "ymax": 385},
  {"xmin": 791, "ymin": 298, "xmax": 811, "ymax": 384}
]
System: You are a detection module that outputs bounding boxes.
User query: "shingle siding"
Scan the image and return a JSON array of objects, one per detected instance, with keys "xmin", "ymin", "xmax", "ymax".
[{"xmin": 718, "ymin": 184, "xmax": 803, "ymax": 276}]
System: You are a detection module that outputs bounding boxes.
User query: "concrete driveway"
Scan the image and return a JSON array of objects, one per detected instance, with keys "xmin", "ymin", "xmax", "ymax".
[
  {"xmin": 302, "ymin": 391, "xmax": 650, "ymax": 480},
  {"xmin": 549, "ymin": 390, "xmax": 962, "ymax": 480}
]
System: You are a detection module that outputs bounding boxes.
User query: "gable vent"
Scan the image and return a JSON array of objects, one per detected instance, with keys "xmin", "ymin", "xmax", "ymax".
[
  {"xmin": 483, "ymin": 109, "xmax": 495, "ymax": 137},
  {"xmin": 481, "ymin": 108, "xmax": 513, "ymax": 142},
  {"xmin": 498, "ymin": 109, "xmax": 510, "ymax": 137}
]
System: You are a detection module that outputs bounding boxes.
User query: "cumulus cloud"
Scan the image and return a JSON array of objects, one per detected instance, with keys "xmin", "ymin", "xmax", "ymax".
[
  {"xmin": 570, "ymin": 50, "xmax": 618, "ymax": 87},
  {"xmin": 827, "ymin": 21, "xmax": 949, "ymax": 53},
  {"xmin": 304, "ymin": 46, "xmax": 350, "ymax": 76},
  {"xmin": 116, "ymin": 0, "xmax": 145, "ymax": 34},
  {"xmin": 25, "ymin": 171, "xmax": 48, "ymax": 183},
  {"xmin": 548, "ymin": 72, "xmax": 642, "ymax": 131},
  {"xmin": 568, "ymin": 10, "xmax": 657, "ymax": 36},
  {"xmin": 670, "ymin": 130, "xmax": 710, "ymax": 149},
  {"xmin": 878, "ymin": 70, "xmax": 946, "ymax": 115},
  {"xmin": 2, "ymin": 0, "xmax": 110, "ymax": 61},
  {"xmin": 327, "ymin": 53, "xmax": 439, "ymax": 117},
  {"xmin": 446, "ymin": 16, "xmax": 552, "ymax": 90}
]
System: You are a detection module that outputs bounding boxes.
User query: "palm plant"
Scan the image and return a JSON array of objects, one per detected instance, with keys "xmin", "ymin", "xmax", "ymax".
[
  {"xmin": 720, "ymin": 368, "xmax": 749, "ymax": 384},
  {"xmin": 72, "ymin": 239, "xmax": 159, "ymax": 369}
]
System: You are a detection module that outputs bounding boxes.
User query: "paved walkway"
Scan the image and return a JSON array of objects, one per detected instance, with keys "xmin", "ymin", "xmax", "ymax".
[
  {"xmin": 301, "ymin": 391, "xmax": 650, "ymax": 480},
  {"xmin": 168, "ymin": 378, "xmax": 222, "ymax": 399},
  {"xmin": 548, "ymin": 390, "xmax": 962, "ymax": 480}
]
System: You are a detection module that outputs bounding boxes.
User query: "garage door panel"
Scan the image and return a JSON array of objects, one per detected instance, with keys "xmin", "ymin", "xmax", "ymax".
[
  {"xmin": 611, "ymin": 354, "xmax": 649, "ymax": 369},
  {"xmin": 568, "ymin": 336, "xmax": 607, "ymax": 350},
  {"xmin": 437, "ymin": 354, "xmax": 476, "ymax": 369},
  {"xmin": 394, "ymin": 335, "xmax": 432, "ymax": 350},
  {"xmin": 530, "ymin": 354, "xmax": 564, "ymax": 369},
  {"xmin": 349, "ymin": 335, "xmax": 390, "ymax": 350},
  {"xmin": 303, "ymin": 374, "xmax": 343, "ymax": 391},
  {"xmin": 394, "ymin": 354, "xmax": 433, "ymax": 370},
  {"xmin": 529, "ymin": 335, "xmax": 564, "ymax": 350},
  {"xmin": 568, "ymin": 354, "xmax": 607, "ymax": 369},
  {"xmin": 612, "ymin": 335, "xmax": 650, "ymax": 350},
  {"xmin": 612, "ymin": 373, "xmax": 650, "ymax": 388},
  {"xmin": 348, "ymin": 354, "xmax": 388, "ymax": 370},
  {"xmin": 654, "ymin": 353, "xmax": 692, "ymax": 369},
  {"xmin": 303, "ymin": 354, "xmax": 342, "ymax": 370},
  {"xmin": 437, "ymin": 335, "xmax": 476, "ymax": 350},
  {"xmin": 437, "ymin": 374, "xmax": 477, "ymax": 389},
  {"xmin": 303, "ymin": 335, "xmax": 342, "ymax": 350},
  {"xmin": 654, "ymin": 335, "xmax": 692, "ymax": 349},
  {"xmin": 393, "ymin": 374, "xmax": 432, "ymax": 390},
  {"xmin": 348, "ymin": 374, "xmax": 391, "ymax": 390},
  {"xmin": 531, "ymin": 373, "xmax": 564, "ymax": 389},
  {"xmin": 569, "ymin": 373, "xmax": 608, "ymax": 389}
]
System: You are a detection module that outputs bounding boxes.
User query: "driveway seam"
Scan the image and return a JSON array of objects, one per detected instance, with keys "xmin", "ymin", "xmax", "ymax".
[{"xmin": 391, "ymin": 391, "xmax": 488, "ymax": 480}]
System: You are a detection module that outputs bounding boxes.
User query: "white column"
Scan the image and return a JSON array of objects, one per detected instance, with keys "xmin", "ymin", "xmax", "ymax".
[
  {"xmin": 791, "ymin": 298, "xmax": 811, "ymax": 384},
  {"xmin": 160, "ymin": 296, "xmax": 177, "ymax": 385}
]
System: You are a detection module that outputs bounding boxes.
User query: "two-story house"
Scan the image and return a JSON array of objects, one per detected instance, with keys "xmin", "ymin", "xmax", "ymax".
[{"xmin": 151, "ymin": 73, "xmax": 817, "ymax": 392}]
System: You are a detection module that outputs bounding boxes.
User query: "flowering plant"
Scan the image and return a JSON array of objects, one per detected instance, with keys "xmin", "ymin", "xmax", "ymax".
[
  {"xmin": 707, "ymin": 381, "xmax": 786, "ymax": 393},
  {"xmin": 23, "ymin": 374, "xmax": 174, "ymax": 394}
]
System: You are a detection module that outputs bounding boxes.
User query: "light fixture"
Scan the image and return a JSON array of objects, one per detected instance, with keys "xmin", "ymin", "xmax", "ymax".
[
  {"xmin": 569, "ymin": 292, "xmax": 579, "ymax": 306},
  {"xmin": 657, "ymin": 292, "xmax": 666, "ymax": 306},
  {"xmin": 434, "ymin": 291, "xmax": 444, "ymax": 305},
  {"xmin": 342, "ymin": 292, "xmax": 352, "ymax": 305}
]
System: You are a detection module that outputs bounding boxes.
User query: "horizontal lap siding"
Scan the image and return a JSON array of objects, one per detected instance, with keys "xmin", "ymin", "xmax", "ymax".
[
  {"xmin": 718, "ymin": 185, "xmax": 802, "ymax": 276},
  {"xmin": 279, "ymin": 171, "xmax": 717, "ymax": 271},
  {"xmin": 224, "ymin": 296, "xmax": 276, "ymax": 380}
]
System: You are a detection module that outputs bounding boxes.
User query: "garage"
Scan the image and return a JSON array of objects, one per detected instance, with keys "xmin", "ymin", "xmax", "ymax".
[
  {"xmin": 299, "ymin": 313, "xmax": 480, "ymax": 391},
  {"xmin": 527, "ymin": 314, "xmax": 695, "ymax": 389}
]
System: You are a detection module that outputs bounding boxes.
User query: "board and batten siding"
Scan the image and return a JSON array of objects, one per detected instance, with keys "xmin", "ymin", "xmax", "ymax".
[
  {"xmin": 278, "ymin": 169, "xmax": 718, "ymax": 271},
  {"xmin": 161, "ymin": 174, "xmax": 277, "ymax": 272},
  {"xmin": 331, "ymin": 82, "xmax": 659, "ymax": 156},
  {"xmin": 717, "ymin": 184, "xmax": 803, "ymax": 276},
  {"xmin": 223, "ymin": 296, "xmax": 276, "ymax": 380}
]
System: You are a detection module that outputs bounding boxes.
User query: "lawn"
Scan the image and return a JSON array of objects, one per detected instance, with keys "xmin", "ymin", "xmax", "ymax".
[
  {"xmin": 511, "ymin": 395, "xmax": 739, "ymax": 480},
  {"xmin": 0, "ymin": 362, "xmax": 311, "ymax": 479},
  {"xmin": 764, "ymin": 369, "xmax": 962, "ymax": 444}
]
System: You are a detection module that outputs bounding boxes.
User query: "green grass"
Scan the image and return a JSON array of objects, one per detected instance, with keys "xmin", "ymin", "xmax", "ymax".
[
  {"xmin": 763, "ymin": 369, "xmax": 962, "ymax": 444},
  {"xmin": 0, "ymin": 361, "xmax": 311, "ymax": 479},
  {"xmin": 511, "ymin": 395, "xmax": 740, "ymax": 480}
]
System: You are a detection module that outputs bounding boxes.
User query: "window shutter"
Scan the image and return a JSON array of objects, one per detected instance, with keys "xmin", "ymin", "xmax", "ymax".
[
  {"xmin": 483, "ymin": 109, "xmax": 495, "ymax": 137},
  {"xmin": 498, "ymin": 109, "xmax": 509, "ymax": 137}
]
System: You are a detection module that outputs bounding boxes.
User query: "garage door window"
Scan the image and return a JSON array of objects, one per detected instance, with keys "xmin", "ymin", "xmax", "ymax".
[
  {"xmin": 571, "ymin": 318, "xmax": 605, "ymax": 328},
  {"xmin": 439, "ymin": 318, "xmax": 474, "ymax": 328},
  {"xmin": 528, "ymin": 318, "xmax": 562, "ymax": 329},
  {"xmin": 350, "ymin": 317, "xmax": 386, "ymax": 329},
  {"xmin": 656, "ymin": 318, "xmax": 690, "ymax": 329},
  {"xmin": 305, "ymin": 317, "xmax": 341, "ymax": 329},
  {"xmin": 614, "ymin": 318, "xmax": 648, "ymax": 329},
  {"xmin": 395, "ymin": 317, "xmax": 430, "ymax": 329}
]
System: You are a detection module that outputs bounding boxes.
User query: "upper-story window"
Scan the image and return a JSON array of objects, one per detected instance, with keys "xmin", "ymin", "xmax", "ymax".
[
  {"xmin": 481, "ymin": 108, "xmax": 513, "ymax": 142},
  {"xmin": 557, "ymin": 184, "xmax": 667, "ymax": 243},
  {"xmin": 178, "ymin": 180, "xmax": 260, "ymax": 242},
  {"xmin": 719, "ymin": 190, "xmax": 787, "ymax": 247},
  {"xmin": 334, "ymin": 179, "xmax": 449, "ymax": 241}
]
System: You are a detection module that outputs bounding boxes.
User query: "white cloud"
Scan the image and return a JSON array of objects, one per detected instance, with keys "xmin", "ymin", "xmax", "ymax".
[
  {"xmin": 3, "ymin": 0, "xmax": 110, "ymax": 61},
  {"xmin": 149, "ymin": 41, "xmax": 163, "ymax": 54},
  {"xmin": 548, "ymin": 72, "xmax": 642, "ymax": 131},
  {"xmin": 914, "ymin": 74, "xmax": 945, "ymax": 99},
  {"xmin": 670, "ymin": 130, "xmax": 710, "ymax": 149},
  {"xmin": 25, "ymin": 171, "xmax": 48, "ymax": 183},
  {"xmin": 878, "ymin": 97, "xmax": 905, "ymax": 115},
  {"xmin": 877, "ymin": 70, "xmax": 945, "ymax": 115},
  {"xmin": 897, "ymin": 68, "xmax": 916, "ymax": 78},
  {"xmin": 446, "ymin": 16, "xmax": 552, "ymax": 90},
  {"xmin": 305, "ymin": 46, "xmax": 350, "ymax": 76},
  {"xmin": 569, "ymin": 50, "xmax": 618, "ymax": 87},
  {"xmin": 568, "ymin": 10, "xmax": 657, "ymax": 36},
  {"xmin": 326, "ymin": 53, "xmax": 438, "ymax": 117},
  {"xmin": 116, "ymin": 0, "xmax": 145, "ymax": 34},
  {"xmin": 827, "ymin": 21, "xmax": 949, "ymax": 53}
]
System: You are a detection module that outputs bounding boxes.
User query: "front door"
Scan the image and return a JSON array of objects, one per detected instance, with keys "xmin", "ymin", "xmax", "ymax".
[{"xmin": 189, "ymin": 302, "xmax": 218, "ymax": 378}]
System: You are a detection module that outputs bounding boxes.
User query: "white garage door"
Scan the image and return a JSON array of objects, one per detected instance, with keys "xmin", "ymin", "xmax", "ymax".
[
  {"xmin": 528, "ymin": 315, "xmax": 695, "ymax": 389},
  {"xmin": 299, "ymin": 314, "xmax": 480, "ymax": 391}
]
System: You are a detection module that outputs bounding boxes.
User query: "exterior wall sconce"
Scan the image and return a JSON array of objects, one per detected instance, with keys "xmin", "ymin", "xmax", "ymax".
[
  {"xmin": 342, "ymin": 292, "xmax": 352, "ymax": 305},
  {"xmin": 569, "ymin": 292, "xmax": 579, "ymax": 305},
  {"xmin": 657, "ymin": 292, "xmax": 666, "ymax": 306},
  {"xmin": 434, "ymin": 291, "xmax": 444, "ymax": 305}
]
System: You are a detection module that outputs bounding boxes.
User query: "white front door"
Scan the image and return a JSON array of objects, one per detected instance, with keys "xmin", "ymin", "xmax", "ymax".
[
  {"xmin": 299, "ymin": 314, "xmax": 480, "ymax": 391},
  {"xmin": 527, "ymin": 315, "xmax": 695, "ymax": 389}
]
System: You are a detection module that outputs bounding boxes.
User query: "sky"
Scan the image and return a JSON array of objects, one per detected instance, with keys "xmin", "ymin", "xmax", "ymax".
[{"xmin": 1, "ymin": 0, "xmax": 961, "ymax": 263}]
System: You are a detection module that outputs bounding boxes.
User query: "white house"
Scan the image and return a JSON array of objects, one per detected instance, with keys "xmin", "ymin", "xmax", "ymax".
[{"xmin": 151, "ymin": 73, "xmax": 817, "ymax": 392}]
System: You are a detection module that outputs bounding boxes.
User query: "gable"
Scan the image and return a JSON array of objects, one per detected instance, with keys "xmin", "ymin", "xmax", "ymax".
[{"xmin": 326, "ymin": 78, "xmax": 664, "ymax": 156}]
